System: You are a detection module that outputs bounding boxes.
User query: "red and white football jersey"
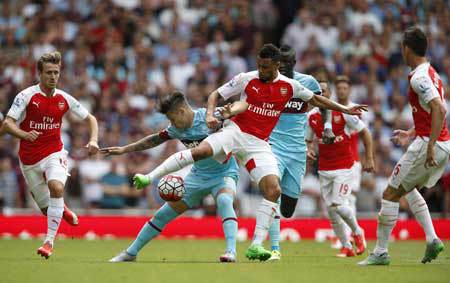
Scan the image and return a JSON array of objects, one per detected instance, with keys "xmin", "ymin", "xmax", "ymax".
[
  {"xmin": 7, "ymin": 84, "xmax": 88, "ymax": 165},
  {"xmin": 408, "ymin": 62, "xmax": 450, "ymax": 141},
  {"xmin": 217, "ymin": 71, "xmax": 314, "ymax": 141},
  {"xmin": 306, "ymin": 109, "xmax": 366, "ymax": 171}
]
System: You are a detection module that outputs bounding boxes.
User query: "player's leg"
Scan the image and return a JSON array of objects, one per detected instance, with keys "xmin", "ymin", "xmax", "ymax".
[
  {"xmin": 268, "ymin": 157, "xmax": 286, "ymax": 260},
  {"xmin": 319, "ymin": 171, "xmax": 354, "ymax": 257},
  {"xmin": 213, "ymin": 177, "xmax": 238, "ymax": 262},
  {"xmin": 331, "ymin": 170, "xmax": 365, "ymax": 254},
  {"xmin": 409, "ymin": 145, "xmax": 448, "ymax": 263},
  {"xmin": 31, "ymin": 183, "xmax": 78, "ymax": 226},
  {"xmin": 35, "ymin": 153, "xmax": 69, "ymax": 259},
  {"xmin": 110, "ymin": 200, "xmax": 187, "ymax": 262},
  {"xmin": 279, "ymin": 152, "xmax": 306, "ymax": 218},
  {"xmin": 245, "ymin": 173, "xmax": 280, "ymax": 261},
  {"xmin": 140, "ymin": 125, "xmax": 235, "ymax": 186}
]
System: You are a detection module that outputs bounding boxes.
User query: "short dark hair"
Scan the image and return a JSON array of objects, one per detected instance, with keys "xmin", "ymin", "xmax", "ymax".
[
  {"xmin": 158, "ymin": 91, "xmax": 187, "ymax": 114},
  {"xmin": 258, "ymin": 44, "xmax": 281, "ymax": 62},
  {"xmin": 402, "ymin": 26, "xmax": 427, "ymax": 56},
  {"xmin": 335, "ymin": 75, "xmax": 351, "ymax": 86},
  {"xmin": 279, "ymin": 44, "xmax": 295, "ymax": 57}
]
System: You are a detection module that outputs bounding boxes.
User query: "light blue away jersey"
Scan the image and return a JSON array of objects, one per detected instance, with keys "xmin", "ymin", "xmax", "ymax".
[
  {"xmin": 270, "ymin": 72, "xmax": 321, "ymax": 155},
  {"xmin": 165, "ymin": 108, "xmax": 239, "ymax": 179}
]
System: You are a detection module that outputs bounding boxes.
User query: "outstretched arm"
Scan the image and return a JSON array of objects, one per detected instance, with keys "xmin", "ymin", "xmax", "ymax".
[
  {"xmin": 309, "ymin": 95, "xmax": 367, "ymax": 115},
  {"xmin": 100, "ymin": 132, "xmax": 169, "ymax": 156}
]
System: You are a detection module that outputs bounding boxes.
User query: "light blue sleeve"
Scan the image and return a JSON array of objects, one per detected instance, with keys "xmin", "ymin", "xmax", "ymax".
[
  {"xmin": 165, "ymin": 125, "xmax": 178, "ymax": 139},
  {"xmin": 304, "ymin": 76, "xmax": 322, "ymax": 95}
]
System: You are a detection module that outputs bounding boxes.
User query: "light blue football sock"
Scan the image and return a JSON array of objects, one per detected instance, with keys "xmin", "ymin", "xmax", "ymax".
[
  {"xmin": 216, "ymin": 193, "xmax": 237, "ymax": 254},
  {"xmin": 268, "ymin": 198, "xmax": 281, "ymax": 251},
  {"xmin": 126, "ymin": 203, "xmax": 178, "ymax": 256}
]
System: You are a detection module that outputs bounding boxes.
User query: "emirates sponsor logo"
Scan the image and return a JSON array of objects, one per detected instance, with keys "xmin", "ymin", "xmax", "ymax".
[
  {"xmin": 29, "ymin": 116, "xmax": 61, "ymax": 130},
  {"xmin": 58, "ymin": 101, "xmax": 65, "ymax": 110},
  {"xmin": 248, "ymin": 103, "xmax": 281, "ymax": 117}
]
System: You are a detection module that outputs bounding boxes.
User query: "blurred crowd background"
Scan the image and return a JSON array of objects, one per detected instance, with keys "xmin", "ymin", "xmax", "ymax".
[{"xmin": 1, "ymin": 0, "xmax": 450, "ymax": 217}]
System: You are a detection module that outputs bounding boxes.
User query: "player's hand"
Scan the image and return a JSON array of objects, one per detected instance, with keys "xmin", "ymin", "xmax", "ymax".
[
  {"xmin": 345, "ymin": 104, "xmax": 368, "ymax": 115},
  {"xmin": 307, "ymin": 148, "xmax": 316, "ymax": 161},
  {"xmin": 363, "ymin": 158, "xmax": 375, "ymax": 173},
  {"xmin": 23, "ymin": 130, "xmax": 42, "ymax": 142},
  {"xmin": 85, "ymin": 140, "xmax": 99, "ymax": 156},
  {"xmin": 218, "ymin": 103, "xmax": 233, "ymax": 119},
  {"xmin": 425, "ymin": 144, "xmax": 438, "ymax": 169},
  {"xmin": 100, "ymin": 146, "xmax": 125, "ymax": 156},
  {"xmin": 206, "ymin": 113, "xmax": 220, "ymax": 129},
  {"xmin": 133, "ymin": 174, "xmax": 150, "ymax": 190},
  {"xmin": 390, "ymin": 130, "xmax": 410, "ymax": 147},
  {"xmin": 321, "ymin": 128, "xmax": 335, "ymax": 144}
]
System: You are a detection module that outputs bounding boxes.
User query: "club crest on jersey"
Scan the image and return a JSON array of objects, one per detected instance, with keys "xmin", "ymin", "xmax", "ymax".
[
  {"xmin": 58, "ymin": 101, "xmax": 65, "ymax": 110},
  {"xmin": 280, "ymin": 87, "xmax": 288, "ymax": 96},
  {"xmin": 333, "ymin": 115, "xmax": 341, "ymax": 123}
]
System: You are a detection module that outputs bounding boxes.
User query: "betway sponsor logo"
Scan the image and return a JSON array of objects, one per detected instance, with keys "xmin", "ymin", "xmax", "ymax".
[
  {"xmin": 285, "ymin": 100, "xmax": 304, "ymax": 111},
  {"xmin": 248, "ymin": 103, "xmax": 281, "ymax": 117},
  {"xmin": 29, "ymin": 116, "xmax": 61, "ymax": 130}
]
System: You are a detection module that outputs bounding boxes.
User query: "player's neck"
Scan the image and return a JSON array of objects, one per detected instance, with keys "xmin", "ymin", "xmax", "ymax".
[
  {"xmin": 337, "ymin": 98, "xmax": 349, "ymax": 106},
  {"xmin": 409, "ymin": 57, "xmax": 427, "ymax": 70},
  {"xmin": 39, "ymin": 83, "xmax": 55, "ymax": 97}
]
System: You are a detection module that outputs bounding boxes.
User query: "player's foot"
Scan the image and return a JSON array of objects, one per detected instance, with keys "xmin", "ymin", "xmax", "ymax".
[
  {"xmin": 358, "ymin": 252, "xmax": 390, "ymax": 266},
  {"xmin": 421, "ymin": 238, "xmax": 444, "ymax": 264},
  {"xmin": 268, "ymin": 250, "xmax": 281, "ymax": 261},
  {"xmin": 219, "ymin": 251, "xmax": 236, "ymax": 263},
  {"xmin": 353, "ymin": 231, "xmax": 366, "ymax": 255},
  {"xmin": 133, "ymin": 174, "xmax": 151, "ymax": 190},
  {"xmin": 109, "ymin": 251, "xmax": 137, "ymax": 262},
  {"xmin": 245, "ymin": 245, "xmax": 272, "ymax": 261},
  {"xmin": 37, "ymin": 241, "xmax": 53, "ymax": 259},
  {"xmin": 62, "ymin": 204, "xmax": 79, "ymax": 226},
  {"xmin": 336, "ymin": 246, "xmax": 355, "ymax": 257}
]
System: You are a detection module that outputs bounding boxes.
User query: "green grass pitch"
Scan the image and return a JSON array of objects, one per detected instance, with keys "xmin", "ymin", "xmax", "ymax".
[{"xmin": 0, "ymin": 239, "xmax": 449, "ymax": 283}]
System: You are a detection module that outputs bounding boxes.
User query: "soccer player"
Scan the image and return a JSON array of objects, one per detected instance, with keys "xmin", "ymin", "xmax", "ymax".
[
  {"xmin": 267, "ymin": 44, "xmax": 335, "ymax": 261},
  {"xmin": 1, "ymin": 51, "xmax": 99, "ymax": 259},
  {"xmin": 359, "ymin": 27, "xmax": 449, "ymax": 266},
  {"xmin": 132, "ymin": 44, "xmax": 367, "ymax": 261},
  {"xmin": 105, "ymin": 91, "xmax": 245, "ymax": 262},
  {"xmin": 306, "ymin": 81, "xmax": 374, "ymax": 257},
  {"xmin": 329, "ymin": 75, "xmax": 368, "ymax": 250}
]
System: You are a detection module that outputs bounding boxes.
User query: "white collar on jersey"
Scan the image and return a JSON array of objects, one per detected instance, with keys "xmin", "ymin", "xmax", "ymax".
[
  {"xmin": 409, "ymin": 61, "xmax": 430, "ymax": 75},
  {"xmin": 37, "ymin": 84, "xmax": 56, "ymax": 97}
]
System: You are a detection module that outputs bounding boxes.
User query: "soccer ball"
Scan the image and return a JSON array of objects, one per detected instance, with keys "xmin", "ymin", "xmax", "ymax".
[{"xmin": 157, "ymin": 175, "xmax": 185, "ymax": 202}]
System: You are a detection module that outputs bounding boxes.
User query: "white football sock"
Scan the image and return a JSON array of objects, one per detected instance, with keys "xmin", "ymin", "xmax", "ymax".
[
  {"xmin": 373, "ymin": 199, "xmax": 399, "ymax": 255},
  {"xmin": 405, "ymin": 189, "xmax": 438, "ymax": 243},
  {"xmin": 327, "ymin": 206, "xmax": 352, "ymax": 249},
  {"xmin": 335, "ymin": 204, "xmax": 362, "ymax": 235},
  {"xmin": 146, "ymin": 150, "xmax": 194, "ymax": 182},
  {"xmin": 45, "ymin": 198, "xmax": 64, "ymax": 244},
  {"xmin": 251, "ymin": 198, "xmax": 277, "ymax": 246}
]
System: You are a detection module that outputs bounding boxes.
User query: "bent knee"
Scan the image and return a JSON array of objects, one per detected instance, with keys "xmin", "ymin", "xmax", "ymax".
[
  {"xmin": 191, "ymin": 142, "xmax": 214, "ymax": 161},
  {"xmin": 382, "ymin": 185, "xmax": 404, "ymax": 202}
]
